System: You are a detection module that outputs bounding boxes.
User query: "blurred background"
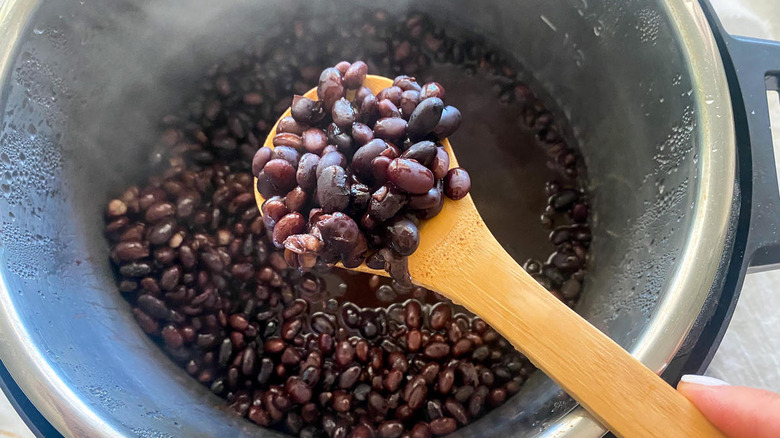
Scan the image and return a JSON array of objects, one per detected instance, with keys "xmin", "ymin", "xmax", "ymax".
[{"xmin": 0, "ymin": 0, "xmax": 777, "ymax": 436}]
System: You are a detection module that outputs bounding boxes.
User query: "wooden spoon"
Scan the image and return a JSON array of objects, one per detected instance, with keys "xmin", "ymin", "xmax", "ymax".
[{"xmin": 254, "ymin": 75, "xmax": 724, "ymax": 438}]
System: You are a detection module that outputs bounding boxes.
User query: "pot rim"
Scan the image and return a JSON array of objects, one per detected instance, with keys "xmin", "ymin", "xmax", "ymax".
[
  {"xmin": 0, "ymin": 0, "xmax": 736, "ymax": 437},
  {"xmin": 541, "ymin": 0, "xmax": 736, "ymax": 435}
]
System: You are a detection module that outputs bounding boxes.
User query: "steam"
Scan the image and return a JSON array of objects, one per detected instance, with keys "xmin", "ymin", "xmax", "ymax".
[{"xmin": 64, "ymin": 0, "xmax": 290, "ymax": 189}]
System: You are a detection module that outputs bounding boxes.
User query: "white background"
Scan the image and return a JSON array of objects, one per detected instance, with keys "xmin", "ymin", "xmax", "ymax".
[{"xmin": 0, "ymin": 0, "xmax": 778, "ymax": 436}]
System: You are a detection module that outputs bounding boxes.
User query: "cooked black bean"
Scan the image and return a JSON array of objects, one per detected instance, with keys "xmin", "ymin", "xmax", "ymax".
[
  {"xmin": 430, "ymin": 147, "xmax": 450, "ymax": 180},
  {"xmin": 387, "ymin": 217, "xmax": 419, "ymax": 256},
  {"xmin": 376, "ymin": 86, "xmax": 402, "ymax": 106},
  {"xmin": 296, "ymin": 153, "xmax": 320, "ymax": 190},
  {"xmin": 400, "ymin": 141, "xmax": 437, "ymax": 167},
  {"xmin": 272, "ymin": 146, "xmax": 301, "ymax": 169},
  {"xmin": 349, "ymin": 183, "xmax": 372, "ymax": 214},
  {"xmin": 424, "ymin": 342, "xmax": 450, "ymax": 360},
  {"xmin": 114, "ymin": 241, "xmax": 149, "ymax": 261},
  {"xmin": 359, "ymin": 94, "xmax": 379, "ymax": 124},
  {"xmin": 317, "ymin": 166, "xmax": 350, "ymax": 213},
  {"xmin": 318, "ymin": 67, "xmax": 345, "ymax": 110},
  {"xmin": 445, "ymin": 398, "xmax": 469, "ymax": 425},
  {"xmin": 294, "ymin": 130, "xmax": 324, "ymax": 156},
  {"xmin": 369, "ymin": 186, "xmax": 408, "ymax": 222},
  {"xmin": 429, "ymin": 418, "xmax": 456, "ymax": 436},
  {"xmin": 430, "ymin": 303, "xmax": 452, "ymax": 330},
  {"xmin": 411, "ymin": 423, "xmax": 431, "ymax": 438},
  {"xmin": 318, "ymin": 213, "xmax": 366, "ymax": 264},
  {"xmin": 344, "ymin": 61, "xmax": 368, "ymax": 89},
  {"xmin": 377, "ymin": 420, "xmax": 403, "ymax": 438},
  {"xmin": 420, "ymin": 82, "xmax": 446, "ymax": 100},
  {"xmin": 145, "ymin": 202, "xmax": 175, "ymax": 223},
  {"xmin": 378, "ymin": 99, "xmax": 401, "ymax": 119},
  {"xmin": 373, "ymin": 118, "xmax": 407, "ymax": 141},
  {"xmin": 261, "ymin": 197, "xmax": 289, "ymax": 230},
  {"xmin": 316, "ymin": 152, "xmax": 347, "ymax": 178},
  {"xmin": 387, "ymin": 158, "xmax": 434, "ymax": 195},
  {"xmin": 252, "ymin": 147, "xmax": 273, "ymax": 176},
  {"xmin": 326, "ymin": 123, "xmax": 354, "ymax": 153},
  {"xmin": 351, "ymin": 139, "xmax": 388, "ymax": 182},
  {"xmin": 273, "ymin": 133, "xmax": 304, "ymax": 150},
  {"xmin": 393, "ymin": 75, "xmax": 422, "ymax": 92},
  {"xmin": 285, "ymin": 186, "xmax": 309, "ymax": 212},
  {"xmin": 277, "ymin": 116, "xmax": 309, "ymax": 136},
  {"xmin": 264, "ymin": 159, "xmax": 298, "ymax": 194},
  {"xmin": 399, "ymin": 90, "xmax": 421, "ymax": 119},
  {"xmin": 407, "ymin": 98, "xmax": 443, "ymax": 138},
  {"xmin": 550, "ymin": 189, "xmax": 578, "ymax": 210},
  {"xmin": 354, "ymin": 86, "xmax": 373, "ymax": 106},
  {"xmin": 433, "ymin": 106, "xmax": 462, "ymax": 140},
  {"xmin": 351, "ymin": 122, "xmax": 374, "ymax": 146},
  {"xmin": 292, "ymin": 96, "xmax": 319, "ymax": 124},
  {"xmin": 272, "ymin": 212, "xmax": 306, "ymax": 248},
  {"xmin": 332, "ymin": 98, "xmax": 357, "ymax": 129},
  {"xmin": 444, "ymin": 167, "xmax": 471, "ymax": 200},
  {"xmin": 137, "ymin": 295, "xmax": 170, "ymax": 320},
  {"xmin": 408, "ymin": 186, "xmax": 443, "ymax": 211}
]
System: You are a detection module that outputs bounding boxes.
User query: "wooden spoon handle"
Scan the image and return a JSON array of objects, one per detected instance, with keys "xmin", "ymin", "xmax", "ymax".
[{"xmin": 431, "ymin": 219, "xmax": 725, "ymax": 438}]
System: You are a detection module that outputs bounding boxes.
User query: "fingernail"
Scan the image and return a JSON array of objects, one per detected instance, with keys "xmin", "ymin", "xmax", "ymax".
[{"xmin": 680, "ymin": 374, "xmax": 730, "ymax": 386}]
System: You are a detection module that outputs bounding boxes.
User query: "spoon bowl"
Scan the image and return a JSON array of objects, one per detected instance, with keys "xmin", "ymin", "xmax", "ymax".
[{"xmin": 254, "ymin": 75, "xmax": 724, "ymax": 438}]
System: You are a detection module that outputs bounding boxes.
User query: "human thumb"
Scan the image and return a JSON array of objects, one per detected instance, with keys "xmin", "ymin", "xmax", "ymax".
[{"xmin": 677, "ymin": 374, "xmax": 780, "ymax": 438}]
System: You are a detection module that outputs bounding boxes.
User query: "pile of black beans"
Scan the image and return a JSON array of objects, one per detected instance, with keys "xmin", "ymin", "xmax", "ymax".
[
  {"xmin": 254, "ymin": 62, "xmax": 470, "ymax": 284},
  {"xmin": 103, "ymin": 8, "xmax": 591, "ymax": 438}
]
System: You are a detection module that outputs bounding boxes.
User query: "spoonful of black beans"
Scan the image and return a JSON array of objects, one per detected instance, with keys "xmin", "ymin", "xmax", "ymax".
[{"xmin": 252, "ymin": 62, "xmax": 725, "ymax": 438}]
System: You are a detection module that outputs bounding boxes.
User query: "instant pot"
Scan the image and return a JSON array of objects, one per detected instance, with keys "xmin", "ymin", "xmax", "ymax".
[{"xmin": 0, "ymin": 0, "xmax": 778, "ymax": 436}]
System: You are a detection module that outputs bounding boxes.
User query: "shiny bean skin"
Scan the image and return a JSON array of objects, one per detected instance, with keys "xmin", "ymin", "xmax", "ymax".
[
  {"xmin": 351, "ymin": 122, "xmax": 374, "ymax": 146},
  {"xmin": 332, "ymin": 98, "xmax": 357, "ymax": 129},
  {"xmin": 252, "ymin": 147, "xmax": 273, "ymax": 176},
  {"xmin": 399, "ymin": 90, "xmax": 420, "ymax": 119},
  {"xmin": 371, "ymin": 156, "xmax": 392, "ymax": 187},
  {"xmin": 433, "ymin": 106, "xmax": 462, "ymax": 139},
  {"xmin": 373, "ymin": 118, "xmax": 407, "ymax": 141},
  {"xmin": 273, "ymin": 132, "xmax": 304, "ymax": 150},
  {"xmin": 272, "ymin": 146, "xmax": 300, "ymax": 169},
  {"xmin": 263, "ymin": 159, "xmax": 297, "ymax": 193},
  {"xmin": 420, "ymin": 82, "xmax": 446, "ymax": 100},
  {"xmin": 318, "ymin": 67, "xmax": 345, "ymax": 110},
  {"xmin": 343, "ymin": 61, "xmax": 367, "ymax": 89},
  {"xmin": 387, "ymin": 217, "xmax": 419, "ymax": 256},
  {"xmin": 393, "ymin": 75, "xmax": 422, "ymax": 92},
  {"xmin": 400, "ymin": 141, "xmax": 437, "ymax": 167},
  {"xmin": 378, "ymin": 99, "xmax": 401, "ymax": 118},
  {"xmin": 296, "ymin": 153, "xmax": 320, "ymax": 190},
  {"xmin": 276, "ymin": 116, "xmax": 309, "ymax": 135},
  {"xmin": 376, "ymin": 86, "xmax": 402, "ymax": 106},
  {"xmin": 387, "ymin": 158, "xmax": 435, "ymax": 195},
  {"xmin": 317, "ymin": 166, "xmax": 350, "ymax": 213},
  {"xmin": 444, "ymin": 167, "xmax": 471, "ymax": 200},
  {"xmin": 316, "ymin": 152, "xmax": 347, "ymax": 178},
  {"xmin": 407, "ymin": 97, "xmax": 443, "ymax": 138},
  {"xmin": 352, "ymin": 139, "xmax": 389, "ymax": 182},
  {"xmin": 430, "ymin": 147, "xmax": 450, "ymax": 179},
  {"xmin": 272, "ymin": 212, "xmax": 305, "ymax": 248},
  {"xmin": 302, "ymin": 128, "xmax": 328, "ymax": 155}
]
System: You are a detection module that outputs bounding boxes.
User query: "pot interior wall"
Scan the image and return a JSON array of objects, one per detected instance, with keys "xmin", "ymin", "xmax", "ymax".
[{"xmin": 0, "ymin": 0, "xmax": 699, "ymax": 436}]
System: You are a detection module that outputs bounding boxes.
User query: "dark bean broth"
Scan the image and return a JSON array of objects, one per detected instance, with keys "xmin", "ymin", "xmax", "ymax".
[
  {"xmin": 424, "ymin": 65, "xmax": 567, "ymax": 263},
  {"xmin": 103, "ymin": 9, "xmax": 589, "ymax": 438}
]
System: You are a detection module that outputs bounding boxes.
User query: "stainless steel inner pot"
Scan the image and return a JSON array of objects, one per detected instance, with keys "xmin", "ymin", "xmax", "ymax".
[{"xmin": 0, "ymin": 0, "xmax": 735, "ymax": 436}]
